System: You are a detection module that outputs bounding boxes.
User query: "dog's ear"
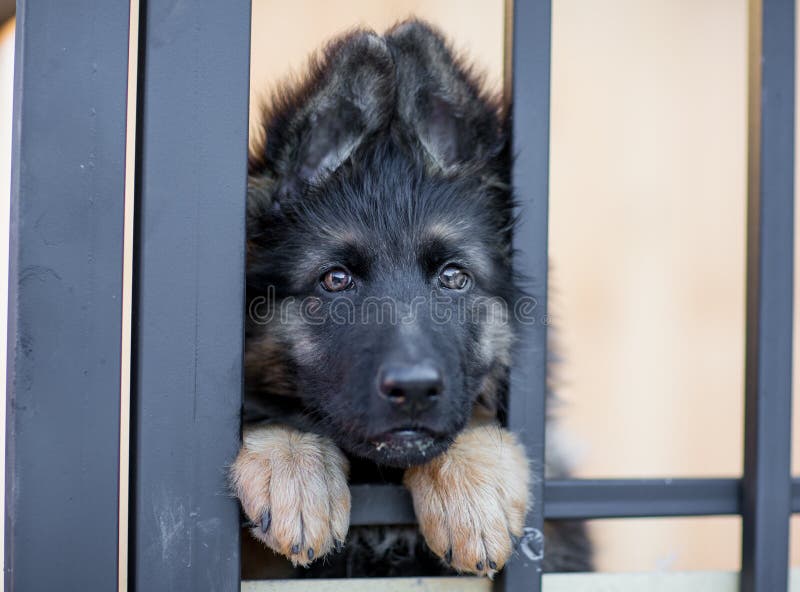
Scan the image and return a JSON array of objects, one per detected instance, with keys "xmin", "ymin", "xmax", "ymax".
[
  {"xmin": 386, "ymin": 21, "xmax": 502, "ymax": 170},
  {"xmin": 252, "ymin": 31, "xmax": 395, "ymax": 198}
]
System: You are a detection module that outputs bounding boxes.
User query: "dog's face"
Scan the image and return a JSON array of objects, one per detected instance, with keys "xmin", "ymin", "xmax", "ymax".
[{"xmin": 246, "ymin": 22, "xmax": 517, "ymax": 467}]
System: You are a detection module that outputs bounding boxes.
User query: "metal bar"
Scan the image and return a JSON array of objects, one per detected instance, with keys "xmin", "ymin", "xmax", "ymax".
[
  {"xmin": 543, "ymin": 479, "xmax": 741, "ymax": 519},
  {"xmin": 5, "ymin": 1, "xmax": 130, "ymax": 590},
  {"xmin": 350, "ymin": 485, "xmax": 417, "ymax": 525},
  {"xmin": 741, "ymin": 1, "xmax": 795, "ymax": 591},
  {"xmin": 130, "ymin": 1, "xmax": 251, "ymax": 591},
  {"xmin": 350, "ymin": 479, "xmax": 800, "ymax": 525},
  {"xmin": 497, "ymin": 0, "xmax": 552, "ymax": 590}
]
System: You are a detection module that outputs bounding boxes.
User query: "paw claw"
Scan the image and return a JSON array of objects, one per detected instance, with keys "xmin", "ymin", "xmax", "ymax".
[
  {"xmin": 307, "ymin": 548, "xmax": 314, "ymax": 560},
  {"xmin": 291, "ymin": 544, "xmax": 300, "ymax": 555},
  {"xmin": 334, "ymin": 539, "xmax": 345, "ymax": 552},
  {"xmin": 444, "ymin": 548, "xmax": 452, "ymax": 564},
  {"xmin": 488, "ymin": 560, "xmax": 497, "ymax": 570},
  {"xmin": 476, "ymin": 561, "xmax": 484, "ymax": 571}
]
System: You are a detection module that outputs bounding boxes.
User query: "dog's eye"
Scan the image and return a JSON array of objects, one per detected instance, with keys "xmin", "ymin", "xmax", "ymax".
[
  {"xmin": 321, "ymin": 268, "xmax": 354, "ymax": 292},
  {"xmin": 439, "ymin": 265, "xmax": 471, "ymax": 290}
]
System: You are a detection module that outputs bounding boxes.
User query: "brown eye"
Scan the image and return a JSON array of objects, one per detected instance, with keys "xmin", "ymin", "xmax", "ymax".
[
  {"xmin": 439, "ymin": 265, "xmax": 471, "ymax": 290},
  {"xmin": 321, "ymin": 268, "xmax": 354, "ymax": 292}
]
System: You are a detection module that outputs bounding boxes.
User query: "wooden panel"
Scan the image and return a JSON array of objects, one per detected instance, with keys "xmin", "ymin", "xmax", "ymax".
[{"xmin": 243, "ymin": 568, "xmax": 800, "ymax": 592}]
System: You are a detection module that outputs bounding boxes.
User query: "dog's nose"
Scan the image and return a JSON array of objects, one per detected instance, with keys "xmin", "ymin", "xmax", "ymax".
[{"xmin": 378, "ymin": 363, "xmax": 443, "ymax": 412}]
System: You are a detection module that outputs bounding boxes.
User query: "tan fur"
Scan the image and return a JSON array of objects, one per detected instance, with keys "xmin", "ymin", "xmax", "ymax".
[
  {"xmin": 474, "ymin": 363, "xmax": 506, "ymax": 418},
  {"xmin": 403, "ymin": 423, "xmax": 530, "ymax": 578},
  {"xmin": 244, "ymin": 336, "xmax": 296, "ymax": 398},
  {"xmin": 231, "ymin": 424, "xmax": 351, "ymax": 566},
  {"xmin": 478, "ymin": 298, "xmax": 513, "ymax": 366}
]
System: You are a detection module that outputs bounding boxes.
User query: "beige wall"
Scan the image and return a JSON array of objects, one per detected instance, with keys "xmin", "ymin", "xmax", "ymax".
[
  {"xmin": 550, "ymin": 0, "xmax": 747, "ymax": 571},
  {"xmin": 250, "ymin": 0, "xmax": 798, "ymax": 573},
  {"xmin": 550, "ymin": 0, "xmax": 800, "ymax": 572}
]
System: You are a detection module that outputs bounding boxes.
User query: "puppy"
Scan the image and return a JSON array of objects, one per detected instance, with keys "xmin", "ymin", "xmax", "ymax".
[{"xmin": 232, "ymin": 19, "xmax": 591, "ymax": 578}]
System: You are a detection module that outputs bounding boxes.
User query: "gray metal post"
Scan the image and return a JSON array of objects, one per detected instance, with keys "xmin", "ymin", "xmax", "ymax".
[
  {"xmin": 741, "ymin": 0, "xmax": 795, "ymax": 591},
  {"xmin": 497, "ymin": 1, "xmax": 552, "ymax": 590},
  {"xmin": 5, "ymin": 1, "xmax": 131, "ymax": 590},
  {"xmin": 130, "ymin": 1, "xmax": 251, "ymax": 591}
]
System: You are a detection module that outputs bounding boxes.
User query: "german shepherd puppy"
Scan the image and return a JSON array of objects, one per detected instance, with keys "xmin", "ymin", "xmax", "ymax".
[{"xmin": 232, "ymin": 20, "xmax": 591, "ymax": 578}]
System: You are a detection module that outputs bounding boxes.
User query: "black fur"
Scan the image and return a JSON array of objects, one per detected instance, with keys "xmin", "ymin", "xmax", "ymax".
[{"xmin": 242, "ymin": 19, "xmax": 592, "ymax": 576}]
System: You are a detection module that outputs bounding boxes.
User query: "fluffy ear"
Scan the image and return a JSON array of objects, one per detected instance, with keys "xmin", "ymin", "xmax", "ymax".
[
  {"xmin": 385, "ymin": 20, "xmax": 503, "ymax": 170},
  {"xmin": 252, "ymin": 31, "xmax": 395, "ymax": 198}
]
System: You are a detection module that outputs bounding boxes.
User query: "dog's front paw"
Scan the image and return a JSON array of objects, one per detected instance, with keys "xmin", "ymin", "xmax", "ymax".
[
  {"xmin": 404, "ymin": 425, "xmax": 530, "ymax": 577},
  {"xmin": 231, "ymin": 424, "xmax": 350, "ymax": 566}
]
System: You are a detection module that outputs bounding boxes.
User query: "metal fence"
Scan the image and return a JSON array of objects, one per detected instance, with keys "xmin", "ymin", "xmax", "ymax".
[{"xmin": 4, "ymin": 1, "xmax": 795, "ymax": 592}]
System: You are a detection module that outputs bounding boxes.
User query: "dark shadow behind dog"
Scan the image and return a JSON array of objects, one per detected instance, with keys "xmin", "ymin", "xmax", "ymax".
[{"xmin": 235, "ymin": 19, "xmax": 592, "ymax": 579}]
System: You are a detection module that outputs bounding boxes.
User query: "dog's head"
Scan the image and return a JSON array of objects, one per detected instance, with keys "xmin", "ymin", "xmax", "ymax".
[{"xmin": 246, "ymin": 21, "xmax": 517, "ymax": 467}]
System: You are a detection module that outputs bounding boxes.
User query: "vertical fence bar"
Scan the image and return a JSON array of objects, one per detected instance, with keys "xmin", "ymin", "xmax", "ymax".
[
  {"xmin": 498, "ymin": 1, "xmax": 552, "ymax": 591},
  {"xmin": 741, "ymin": 0, "xmax": 795, "ymax": 591},
  {"xmin": 5, "ymin": 1, "xmax": 131, "ymax": 590},
  {"xmin": 130, "ymin": 1, "xmax": 251, "ymax": 591}
]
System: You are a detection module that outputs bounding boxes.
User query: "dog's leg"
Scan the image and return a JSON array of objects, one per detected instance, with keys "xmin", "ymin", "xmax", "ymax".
[
  {"xmin": 231, "ymin": 424, "xmax": 350, "ymax": 566},
  {"xmin": 403, "ymin": 423, "xmax": 530, "ymax": 577}
]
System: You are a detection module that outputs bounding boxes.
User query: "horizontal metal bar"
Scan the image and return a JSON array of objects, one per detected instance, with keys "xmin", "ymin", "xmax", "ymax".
[
  {"xmin": 543, "ymin": 479, "xmax": 741, "ymax": 519},
  {"xmin": 350, "ymin": 478, "xmax": 800, "ymax": 525},
  {"xmin": 350, "ymin": 485, "xmax": 417, "ymax": 525}
]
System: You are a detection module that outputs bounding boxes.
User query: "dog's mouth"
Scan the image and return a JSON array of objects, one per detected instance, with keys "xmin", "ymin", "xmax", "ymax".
[
  {"xmin": 374, "ymin": 427, "xmax": 438, "ymax": 446},
  {"xmin": 371, "ymin": 427, "xmax": 453, "ymax": 466},
  {"xmin": 375, "ymin": 426, "xmax": 440, "ymax": 441},
  {"xmin": 341, "ymin": 426, "xmax": 453, "ymax": 468}
]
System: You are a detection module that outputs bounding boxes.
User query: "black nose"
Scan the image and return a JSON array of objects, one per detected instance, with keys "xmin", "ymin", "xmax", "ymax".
[{"xmin": 378, "ymin": 363, "xmax": 443, "ymax": 412}]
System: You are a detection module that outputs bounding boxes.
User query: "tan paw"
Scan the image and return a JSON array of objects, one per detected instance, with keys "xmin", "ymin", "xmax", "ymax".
[
  {"xmin": 230, "ymin": 424, "xmax": 350, "ymax": 566},
  {"xmin": 403, "ymin": 424, "xmax": 530, "ymax": 577}
]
